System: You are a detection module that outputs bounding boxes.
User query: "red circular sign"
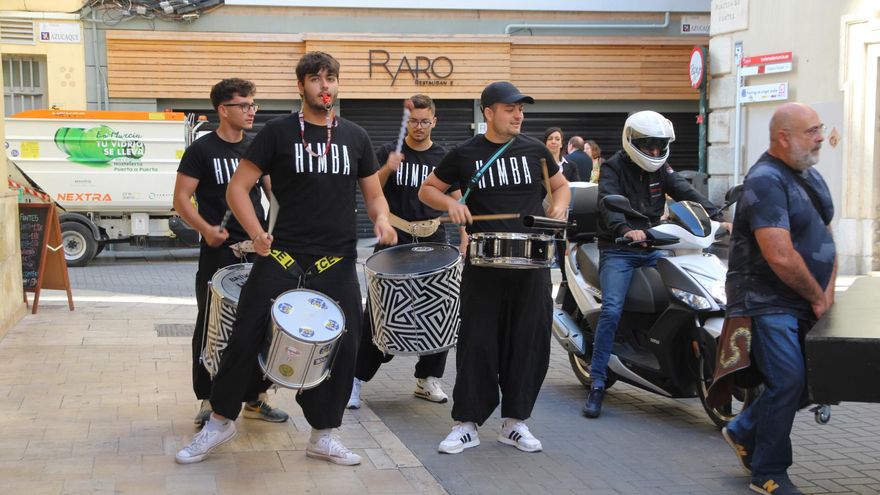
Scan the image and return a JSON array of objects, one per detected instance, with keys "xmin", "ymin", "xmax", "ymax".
[{"xmin": 689, "ymin": 46, "xmax": 705, "ymax": 89}]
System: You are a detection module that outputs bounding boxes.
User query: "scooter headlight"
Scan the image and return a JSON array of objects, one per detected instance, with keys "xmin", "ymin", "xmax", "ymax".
[
  {"xmin": 670, "ymin": 287, "xmax": 713, "ymax": 310},
  {"xmin": 689, "ymin": 272, "xmax": 727, "ymax": 305}
]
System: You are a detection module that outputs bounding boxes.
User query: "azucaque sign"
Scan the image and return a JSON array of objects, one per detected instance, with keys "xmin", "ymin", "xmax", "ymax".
[{"xmin": 368, "ymin": 50, "xmax": 454, "ymax": 86}]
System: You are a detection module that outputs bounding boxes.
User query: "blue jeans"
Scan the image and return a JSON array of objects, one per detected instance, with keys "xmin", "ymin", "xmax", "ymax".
[
  {"xmin": 726, "ymin": 313, "xmax": 808, "ymax": 478},
  {"xmin": 589, "ymin": 248, "xmax": 664, "ymax": 388}
]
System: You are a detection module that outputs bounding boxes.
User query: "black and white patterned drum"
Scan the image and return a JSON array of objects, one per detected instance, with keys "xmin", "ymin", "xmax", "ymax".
[
  {"xmin": 259, "ymin": 289, "xmax": 345, "ymax": 390},
  {"xmin": 468, "ymin": 232, "xmax": 555, "ymax": 269},
  {"xmin": 202, "ymin": 263, "xmax": 252, "ymax": 377},
  {"xmin": 365, "ymin": 243, "xmax": 462, "ymax": 355}
]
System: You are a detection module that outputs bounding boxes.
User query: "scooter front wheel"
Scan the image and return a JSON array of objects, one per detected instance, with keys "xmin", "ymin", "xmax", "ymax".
[
  {"xmin": 695, "ymin": 344, "xmax": 761, "ymax": 429},
  {"xmin": 568, "ymin": 353, "xmax": 616, "ymax": 390}
]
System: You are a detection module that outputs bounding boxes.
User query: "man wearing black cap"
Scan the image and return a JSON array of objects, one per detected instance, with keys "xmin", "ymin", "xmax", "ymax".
[{"xmin": 420, "ymin": 81, "xmax": 570, "ymax": 455}]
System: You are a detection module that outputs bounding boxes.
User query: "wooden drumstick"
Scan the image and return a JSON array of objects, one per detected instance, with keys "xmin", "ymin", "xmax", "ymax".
[
  {"xmin": 438, "ymin": 213, "xmax": 520, "ymax": 223},
  {"xmin": 541, "ymin": 158, "xmax": 552, "ymax": 204}
]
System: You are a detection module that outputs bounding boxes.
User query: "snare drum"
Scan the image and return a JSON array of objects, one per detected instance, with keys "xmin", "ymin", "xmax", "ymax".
[
  {"xmin": 259, "ymin": 289, "xmax": 345, "ymax": 390},
  {"xmin": 468, "ymin": 232, "xmax": 555, "ymax": 269},
  {"xmin": 202, "ymin": 263, "xmax": 252, "ymax": 376},
  {"xmin": 365, "ymin": 243, "xmax": 462, "ymax": 355}
]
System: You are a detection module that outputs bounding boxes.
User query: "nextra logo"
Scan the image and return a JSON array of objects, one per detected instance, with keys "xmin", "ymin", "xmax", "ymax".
[{"xmin": 56, "ymin": 192, "xmax": 112, "ymax": 201}]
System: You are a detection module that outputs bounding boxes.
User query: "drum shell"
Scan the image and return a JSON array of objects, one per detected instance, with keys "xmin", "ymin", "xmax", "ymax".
[
  {"xmin": 468, "ymin": 232, "xmax": 555, "ymax": 269},
  {"xmin": 202, "ymin": 263, "xmax": 253, "ymax": 376},
  {"xmin": 259, "ymin": 322, "xmax": 341, "ymax": 390},
  {"xmin": 365, "ymin": 243, "xmax": 462, "ymax": 356},
  {"xmin": 259, "ymin": 289, "xmax": 345, "ymax": 390}
]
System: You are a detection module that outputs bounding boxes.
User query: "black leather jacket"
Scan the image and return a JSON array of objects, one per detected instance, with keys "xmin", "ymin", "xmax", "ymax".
[{"xmin": 596, "ymin": 150, "xmax": 722, "ymax": 248}]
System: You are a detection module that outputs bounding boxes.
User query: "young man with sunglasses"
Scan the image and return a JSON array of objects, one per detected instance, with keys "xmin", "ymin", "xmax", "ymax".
[
  {"xmin": 173, "ymin": 78, "xmax": 287, "ymax": 429},
  {"xmin": 583, "ymin": 110, "xmax": 728, "ymax": 418},
  {"xmin": 348, "ymin": 93, "xmax": 462, "ymax": 410}
]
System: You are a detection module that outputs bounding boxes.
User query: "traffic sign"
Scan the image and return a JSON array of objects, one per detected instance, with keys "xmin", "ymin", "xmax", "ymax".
[
  {"xmin": 740, "ymin": 82, "xmax": 789, "ymax": 104},
  {"xmin": 689, "ymin": 45, "xmax": 705, "ymax": 89}
]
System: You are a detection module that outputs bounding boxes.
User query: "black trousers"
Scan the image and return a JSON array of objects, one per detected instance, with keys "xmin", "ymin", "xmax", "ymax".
[
  {"xmin": 210, "ymin": 253, "xmax": 361, "ymax": 428},
  {"xmin": 451, "ymin": 264, "xmax": 553, "ymax": 425},
  {"xmin": 192, "ymin": 244, "xmax": 262, "ymax": 401},
  {"xmin": 355, "ymin": 227, "xmax": 450, "ymax": 381}
]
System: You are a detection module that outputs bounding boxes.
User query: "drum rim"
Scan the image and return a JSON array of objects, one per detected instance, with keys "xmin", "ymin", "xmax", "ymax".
[
  {"xmin": 270, "ymin": 288, "xmax": 346, "ymax": 345},
  {"xmin": 469, "ymin": 257, "xmax": 553, "ymax": 268},
  {"xmin": 364, "ymin": 257, "xmax": 463, "ymax": 280},
  {"xmin": 364, "ymin": 242, "xmax": 463, "ymax": 279},
  {"xmin": 469, "ymin": 232, "xmax": 554, "ymax": 241},
  {"xmin": 210, "ymin": 262, "xmax": 253, "ymax": 301}
]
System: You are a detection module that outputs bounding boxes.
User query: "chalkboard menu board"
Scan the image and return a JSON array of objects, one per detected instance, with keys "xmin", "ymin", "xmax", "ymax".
[
  {"xmin": 18, "ymin": 204, "xmax": 49, "ymax": 290},
  {"xmin": 17, "ymin": 203, "xmax": 74, "ymax": 314}
]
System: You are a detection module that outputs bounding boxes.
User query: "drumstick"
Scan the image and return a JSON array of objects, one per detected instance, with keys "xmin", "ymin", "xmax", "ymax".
[
  {"xmin": 268, "ymin": 191, "xmax": 280, "ymax": 236},
  {"xmin": 219, "ymin": 210, "xmax": 232, "ymax": 231},
  {"xmin": 438, "ymin": 213, "xmax": 520, "ymax": 223},
  {"xmin": 395, "ymin": 99, "xmax": 414, "ymax": 154},
  {"xmin": 541, "ymin": 158, "xmax": 553, "ymax": 204}
]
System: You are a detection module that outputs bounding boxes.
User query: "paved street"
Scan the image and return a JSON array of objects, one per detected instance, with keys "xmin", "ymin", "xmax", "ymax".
[{"xmin": 11, "ymin": 247, "xmax": 880, "ymax": 494}]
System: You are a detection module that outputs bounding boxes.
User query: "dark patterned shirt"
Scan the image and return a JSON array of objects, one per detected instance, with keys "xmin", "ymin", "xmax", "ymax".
[{"xmin": 726, "ymin": 152, "xmax": 835, "ymax": 320}]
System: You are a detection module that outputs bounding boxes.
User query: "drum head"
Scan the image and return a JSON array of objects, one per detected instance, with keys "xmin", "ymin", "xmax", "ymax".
[
  {"xmin": 211, "ymin": 263, "xmax": 253, "ymax": 303},
  {"xmin": 272, "ymin": 289, "xmax": 344, "ymax": 344},
  {"xmin": 365, "ymin": 243, "xmax": 459, "ymax": 276}
]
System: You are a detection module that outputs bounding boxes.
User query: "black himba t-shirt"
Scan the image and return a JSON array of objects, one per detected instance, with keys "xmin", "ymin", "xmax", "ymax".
[
  {"xmin": 377, "ymin": 141, "xmax": 448, "ymax": 222},
  {"xmin": 243, "ymin": 114, "xmax": 378, "ymax": 257},
  {"xmin": 433, "ymin": 134, "xmax": 558, "ymax": 234},
  {"xmin": 177, "ymin": 131, "xmax": 265, "ymax": 246}
]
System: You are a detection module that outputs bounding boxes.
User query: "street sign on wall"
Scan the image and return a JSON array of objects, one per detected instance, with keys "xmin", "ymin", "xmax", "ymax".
[
  {"xmin": 740, "ymin": 82, "xmax": 789, "ymax": 104},
  {"xmin": 739, "ymin": 62, "xmax": 792, "ymax": 76},
  {"xmin": 741, "ymin": 51, "xmax": 792, "ymax": 67}
]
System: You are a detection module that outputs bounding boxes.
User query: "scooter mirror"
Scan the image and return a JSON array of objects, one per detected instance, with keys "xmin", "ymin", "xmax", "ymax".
[
  {"xmin": 601, "ymin": 195, "xmax": 648, "ymax": 220},
  {"xmin": 724, "ymin": 184, "xmax": 744, "ymax": 209}
]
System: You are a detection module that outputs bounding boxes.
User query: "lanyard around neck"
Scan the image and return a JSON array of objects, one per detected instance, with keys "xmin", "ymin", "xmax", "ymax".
[
  {"xmin": 460, "ymin": 137, "xmax": 515, "ymax": 204},
  {"xmin": 298, "ymin": 109, "xmax": 335, "ymax": 157}
]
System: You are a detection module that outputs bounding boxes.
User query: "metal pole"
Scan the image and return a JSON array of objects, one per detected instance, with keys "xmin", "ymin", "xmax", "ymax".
[
  {"xmin": 697, "ymin": 45, "xmax": 708, "ymax": 175},
  {"xmin": 732, "ymin": 42, "xmax": 744, "ymax": 185}
]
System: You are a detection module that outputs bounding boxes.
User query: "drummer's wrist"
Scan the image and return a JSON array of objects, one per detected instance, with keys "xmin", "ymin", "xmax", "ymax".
[{"xmin": 251, "ymin": 231, "xmax": 266, "ymax": 242}]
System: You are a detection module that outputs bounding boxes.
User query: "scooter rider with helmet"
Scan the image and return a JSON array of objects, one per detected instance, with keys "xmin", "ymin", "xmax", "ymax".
[{"xmin": 583, "ymin": 110, "xmax": 729, "ymax": 418}]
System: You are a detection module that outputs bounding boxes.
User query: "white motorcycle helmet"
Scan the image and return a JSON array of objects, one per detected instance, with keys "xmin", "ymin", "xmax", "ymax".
[{"xmin": 621, "ymin": 111, "xmax": 676, "ymax": 172}]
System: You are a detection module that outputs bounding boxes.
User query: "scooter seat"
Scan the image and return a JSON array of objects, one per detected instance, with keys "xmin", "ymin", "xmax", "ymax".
[{"xmin": 575, "ymin": 242, "xmax": 601, "ymax": 288}]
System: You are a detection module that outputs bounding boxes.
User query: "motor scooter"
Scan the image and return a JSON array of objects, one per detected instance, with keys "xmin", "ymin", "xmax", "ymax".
[{"xmin": 553, "ymin": 183, "xmax": 759, "ymax": 427}]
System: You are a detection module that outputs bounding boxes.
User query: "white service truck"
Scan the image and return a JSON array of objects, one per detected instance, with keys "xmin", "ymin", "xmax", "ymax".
[{"xmin": 5, "ymin": 109, "xmax": 200, "ymax": 266}]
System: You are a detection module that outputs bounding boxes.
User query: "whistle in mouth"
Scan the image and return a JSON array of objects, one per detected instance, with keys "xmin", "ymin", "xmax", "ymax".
[{"xmin": 321, "ymin": 94, "xmax": 331, "ymax": 108}]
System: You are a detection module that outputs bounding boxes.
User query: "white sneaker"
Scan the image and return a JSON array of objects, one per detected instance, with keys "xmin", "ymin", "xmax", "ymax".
[
  {"xmin": 438, "ymin": 422, "xmax": 479, "ymax": 454},
  {"xmin": 175, "ymin": 420, "xmax": 237, "ymax": 464},
  {"xmin": 498, "ymin": 419, "xmax": 542, "ymax": 453},
  {"xmin": 414, "ymin": 377, "xmax": 448, "ymax": 403},
  {"xmin": 193, "ymin": 399, "xmax": 212, "ymax": 426},
  {"xmin": 347, "ymin": 378, "xmax": 363, "ymax": 409},
  {"xmin": 306, "ymin": 431, "xmax": 362, "ymax": 465}
]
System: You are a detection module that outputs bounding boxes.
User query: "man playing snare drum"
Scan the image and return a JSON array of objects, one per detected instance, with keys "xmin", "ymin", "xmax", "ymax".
[
  {"xmin": 348, "ymin": 93, "xmax": 464, "ymax": 410},
  {"xmin": 420, "ymin": 81, "xmax": 570, "ymax": 454},
  {"xmin": 172, "ymin": 78, "xmax": 288, "ymax": 428},
  {"xmin": 175, "ymin": 52, "xmax": 397, "ymax": 466}
]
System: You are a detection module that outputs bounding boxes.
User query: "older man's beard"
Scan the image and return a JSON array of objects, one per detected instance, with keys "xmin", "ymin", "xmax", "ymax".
[{"xmin": 791, "ymin": 140, "xmax": 821, "ymax": 170}]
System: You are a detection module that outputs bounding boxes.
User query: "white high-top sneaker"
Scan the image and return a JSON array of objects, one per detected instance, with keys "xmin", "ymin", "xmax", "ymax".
[{"xmin": 306, "ymin": 430, "xmax": 362, "ymax": 465}]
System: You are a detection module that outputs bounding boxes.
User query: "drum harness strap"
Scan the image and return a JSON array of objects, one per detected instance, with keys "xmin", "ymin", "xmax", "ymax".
[
  {"xmin": 269, "ymin": 249, "xmax": 343, "ymax": 288},
  {"xmin": 459, "ymin": 136, "xmax": 516, "ymax": 205}
]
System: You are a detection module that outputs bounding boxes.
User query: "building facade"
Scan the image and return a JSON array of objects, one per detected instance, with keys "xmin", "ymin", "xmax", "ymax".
[
  {"xmin": 706, "ymin": 0, "xmax": 878, "ymax": 274},
  {"xmin": 0, "ymin": 0, "xmax": 85, "ymax": 334}
]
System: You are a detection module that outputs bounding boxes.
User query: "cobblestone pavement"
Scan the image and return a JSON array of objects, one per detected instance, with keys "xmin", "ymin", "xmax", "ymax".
[{"xmin": 24, "ymin": 248, "xmax": 880, "ymax": 494}]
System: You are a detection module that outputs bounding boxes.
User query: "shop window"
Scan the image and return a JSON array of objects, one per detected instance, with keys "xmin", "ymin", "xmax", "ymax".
[{"xmin": 3, "ymin": 56, "xmax": 46, "ymax": 116}]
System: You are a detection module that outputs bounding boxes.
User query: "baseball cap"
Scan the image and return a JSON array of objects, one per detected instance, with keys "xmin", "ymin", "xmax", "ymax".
[{"xmin": 480, "ymin": 81, "xmax": 534, "ymax": 108}]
